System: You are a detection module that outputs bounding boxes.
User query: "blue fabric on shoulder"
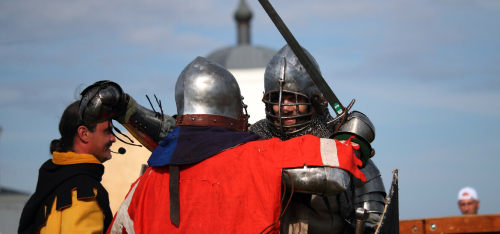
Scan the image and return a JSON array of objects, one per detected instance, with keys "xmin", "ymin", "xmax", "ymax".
[
  {"xmin": 148, "ymin": 126, "xmax": 260, "ymax": 167},
  {"xmin": 148, "ymin": 127, "xmax": 180, "ymax": 166}
]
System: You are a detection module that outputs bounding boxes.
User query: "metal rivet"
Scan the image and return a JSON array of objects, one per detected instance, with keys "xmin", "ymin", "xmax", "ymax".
[
  {"xmin": 412, "ymin": 226, "xmax": 418, "ymax": 232},
  {"xmin": 231, "ymin": 123, "xmax": 233, "ymax": 126},
  {"xmin": 430, "ymin": 224, "xmax": 436, "ymax": 230},
  {"xmin": 214, "ymin": 119, "xmax": 217, "ymax": 122},
  {"xmin": 192, "ymin": 117, "xmax": 195, "ymax": 120}
]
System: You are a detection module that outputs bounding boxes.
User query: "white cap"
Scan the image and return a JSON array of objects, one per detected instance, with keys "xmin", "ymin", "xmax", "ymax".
[{"xmin": 458, "ymin": 187, "xmax": 479, "ymax": 201}]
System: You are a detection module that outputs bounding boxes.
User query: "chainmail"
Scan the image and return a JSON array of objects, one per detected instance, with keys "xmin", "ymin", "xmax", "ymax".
[{"xmin": 250, "ymin": 109, "xmax": 338, "ymax": 140}]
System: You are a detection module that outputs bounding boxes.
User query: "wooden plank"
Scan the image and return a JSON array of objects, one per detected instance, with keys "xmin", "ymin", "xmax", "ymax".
[
  {"xmin": 400, "ymin": 220, "xmax": 425, "ymax": 234},
  {"xmin": 400, "ymin": 214, "xmax": 500, "ymax": 234},
  {"xmin": 425, "ymin": 214, "xmax": 500, "ymax": 233}
]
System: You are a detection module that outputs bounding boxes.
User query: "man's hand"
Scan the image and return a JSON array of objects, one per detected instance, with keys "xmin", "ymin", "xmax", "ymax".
[
  {"xmin": 331, "ymin": 133, "xmax": 371, "ymax": 168},
  {"xmin": 335, "ymin": 136, "xmax": 366, "ymax": 182},
  {"xmin": 79, "ymin": 80, "xmax": 136, "ymax": 125}
]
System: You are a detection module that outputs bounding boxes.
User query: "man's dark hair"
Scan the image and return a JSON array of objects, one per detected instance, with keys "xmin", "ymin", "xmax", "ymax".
[{"xmin": 50, "ymin": 101, "xmax": 96, "ymax": 154}]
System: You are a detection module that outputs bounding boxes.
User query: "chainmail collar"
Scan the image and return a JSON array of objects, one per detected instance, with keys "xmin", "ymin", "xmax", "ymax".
[{"xmin": 250, "ymin": 109, "xmax": 337, "ymax": 140}]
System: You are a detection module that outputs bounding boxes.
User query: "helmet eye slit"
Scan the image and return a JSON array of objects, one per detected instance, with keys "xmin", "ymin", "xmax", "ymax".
[{"xmin": 295, "ymin": 93, "xmax": 299, "ymax": 115}]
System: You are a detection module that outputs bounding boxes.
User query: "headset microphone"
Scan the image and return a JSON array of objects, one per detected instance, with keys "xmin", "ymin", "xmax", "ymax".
[{"xmin": 111, "ymin": 147, "xmax": 126, "ymax": 154}]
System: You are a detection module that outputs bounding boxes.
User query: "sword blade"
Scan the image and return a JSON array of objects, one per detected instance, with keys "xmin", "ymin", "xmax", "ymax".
[{"xmin": 258, "ymin": 0, "xmax": 345, "ymax": 116}]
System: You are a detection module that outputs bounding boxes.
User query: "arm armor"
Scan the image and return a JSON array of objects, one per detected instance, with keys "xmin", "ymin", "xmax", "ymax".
[
  {"xmin": 123, "ymin": 103, "xmax": 175, "ymax": 152},
  {"xmin": 78, "ymin": 80, "xmax": 175, "ymax": 152},
  {"xmin": 353, "ymin": 159, "xmax": 386, "ymax": 215},
  {"xmin": 282, "ymin": 166, "xmax": 350, "ymax": 197}
]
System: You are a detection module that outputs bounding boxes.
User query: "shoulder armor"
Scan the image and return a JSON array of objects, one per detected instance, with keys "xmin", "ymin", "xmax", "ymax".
[
  {"xmin": 354, "ymin": 192, "xmax": 386, "ymax": 204},
  {"xmin": 355, "ymin": 176, "xmax": 386, "ymax": 197},
  {"xmin": 353, "ymin": 159, "xmax": 381, "ymax": 187},
  {"xmin": 352, "ymin": 160, "xmax": 386, "ymax": 214},
  {"xmin": 354, "ymin": 176, "xmax": 386, "ymax": 214}
]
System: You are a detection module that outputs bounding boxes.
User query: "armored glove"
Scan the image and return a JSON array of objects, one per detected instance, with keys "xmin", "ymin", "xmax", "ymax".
[
  {"xmin": 331, "ymin": 111, "xmax": 376, "ymax": 168},
  {"xmin": 331, "ymin": 133, "xmax": 371, "ymax": 168},
  {"xmin": 339, "ymin": 136, "xmax": 366, "ymax": 182},
  {"xmin": 79, "ymin": 80, "xmax": 137, "ymax": 125}
]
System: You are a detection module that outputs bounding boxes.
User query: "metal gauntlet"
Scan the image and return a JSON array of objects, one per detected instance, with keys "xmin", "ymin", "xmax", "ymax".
[
  {"xmin": 282, "ymin": 166, "xmax": 350, "ymax": 197},
  {"xmin": 123, "ymin": 103, "xmax": 175, "ymax": 152},
  {"xmin": 79, "ymin": 80, "xmax": 128, "ymax": 126},
  {"xmin": 79, "ymin": 80, "xmax": 176, "ymax": 152}
]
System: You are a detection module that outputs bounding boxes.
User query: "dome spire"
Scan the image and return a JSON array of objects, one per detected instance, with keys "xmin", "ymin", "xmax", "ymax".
[{"xmin": 234, "ymin": 0, "xmax": 252, "ymax": 45}]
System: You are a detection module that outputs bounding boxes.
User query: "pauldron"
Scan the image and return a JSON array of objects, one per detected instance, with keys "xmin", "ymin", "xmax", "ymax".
[{"xmin": 353, "ymin": 159, "xmax": 386, "ymax": 214}]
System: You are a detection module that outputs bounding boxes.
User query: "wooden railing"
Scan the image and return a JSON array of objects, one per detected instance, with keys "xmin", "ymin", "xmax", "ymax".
[{"xmin": 400, "ymin": 214, "xmax": 500, "ymax": 234}]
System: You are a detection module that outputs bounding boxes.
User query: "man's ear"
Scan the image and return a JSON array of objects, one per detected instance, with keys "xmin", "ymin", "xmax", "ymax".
[{"xmin": 77, "ymin": 126, "xmax": 90, "ymax": 143}]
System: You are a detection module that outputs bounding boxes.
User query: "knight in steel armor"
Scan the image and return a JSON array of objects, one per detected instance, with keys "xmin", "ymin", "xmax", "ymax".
[
  {"xmin": 250, "ymin": 45, "xmax": 387, "ymax": 234},
  {"xmin": 78, "ymin": 56, "xmax": 369, "ymax": 234}
]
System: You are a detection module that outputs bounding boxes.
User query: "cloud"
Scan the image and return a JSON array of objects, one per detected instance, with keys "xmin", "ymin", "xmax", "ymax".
[
  {"xmin": 251, "ymin": 0, "xmax": 500, "ymax": 86},
  {"xmin": 340, "ymin": 78, "xmax": 500, "ymax": 118},
  {"xmin": 0, "ymin": 0, "xmax": 234, "ymax": 44},
  {"xmin": 2, "ymin": 0, "xmax": 499, "ymax": 115},
  {"xmin": 0, "ymin": 0, "xmax": 241, "ymax": 75},
  {"xmin": 0, "ymin": 79, "xmax": 82, "ymax": 114}
]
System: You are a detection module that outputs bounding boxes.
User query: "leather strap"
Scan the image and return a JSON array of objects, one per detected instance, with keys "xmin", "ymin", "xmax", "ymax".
[
  {"xmin": 169, "ymin": 165, "xmax": 180, "ymax": 227},
  {"xmin": 175, "ymin": 114, "xmax": 248, "ymax": 132}
]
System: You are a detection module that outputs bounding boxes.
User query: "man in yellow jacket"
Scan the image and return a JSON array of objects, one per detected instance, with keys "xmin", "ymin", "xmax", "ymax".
[{"xmin": 18, "ymin": 101, "xmax": 116, "ymax": 234}]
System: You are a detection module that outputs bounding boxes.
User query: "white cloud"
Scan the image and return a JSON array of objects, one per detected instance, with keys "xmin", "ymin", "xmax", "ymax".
[
  {"xmin": 338, "ymin": 78, "xmax": 500, "ymax": 118},
  {"xmin": 128, "ymin": 26, "xmax": 176, "ymax": 44},
  {"xmin": 0, "ymin": 88, "xmax": 22, "ymax": 104}
]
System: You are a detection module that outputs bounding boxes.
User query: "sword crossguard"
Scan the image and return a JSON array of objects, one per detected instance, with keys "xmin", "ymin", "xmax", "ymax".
[{"xmin": 327, "ymin": 99, "xmax": 355, "ymax": 125}]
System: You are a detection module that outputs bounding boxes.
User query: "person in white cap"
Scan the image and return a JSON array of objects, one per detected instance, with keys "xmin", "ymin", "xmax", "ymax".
[{"xmin": 458, "ymin": 187, "xmax": 480, "ymax": 215}]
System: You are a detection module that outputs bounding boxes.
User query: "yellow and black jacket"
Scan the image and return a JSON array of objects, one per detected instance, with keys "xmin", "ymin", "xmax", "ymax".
[{"xmin": 18, "ymin": 152, "xmax": 113, "ymax": 234}]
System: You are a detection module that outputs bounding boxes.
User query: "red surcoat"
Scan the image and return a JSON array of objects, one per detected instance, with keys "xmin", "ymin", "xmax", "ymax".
[{"xmin": 107, "ymin": 135, "xmax": 364, "ymax": 234}]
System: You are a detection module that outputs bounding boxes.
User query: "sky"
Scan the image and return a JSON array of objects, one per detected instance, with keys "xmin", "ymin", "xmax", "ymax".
[{"xmin": 1, "ymin": 0, "xmax": 499, "ymax": 220}]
